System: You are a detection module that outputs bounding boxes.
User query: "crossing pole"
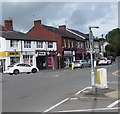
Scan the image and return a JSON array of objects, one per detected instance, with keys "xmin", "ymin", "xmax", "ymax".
[{"xmin": 89, "ymin": 26, "xmax": 99, "ymax": 94}]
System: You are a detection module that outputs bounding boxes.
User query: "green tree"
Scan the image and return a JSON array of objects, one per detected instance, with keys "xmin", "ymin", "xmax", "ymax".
[{"xmin": 105, "ymin": 28, "xmax": 120, "ymax": 56}]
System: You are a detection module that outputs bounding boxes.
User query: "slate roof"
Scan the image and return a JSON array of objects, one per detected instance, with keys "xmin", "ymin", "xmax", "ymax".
[
  {"xmin": 42, "ymin": 25, "xmax": 86, "ymax": 41},
  {"xmin": 0, "ymin": 31, "xmax": 55, "ymax": 42}
]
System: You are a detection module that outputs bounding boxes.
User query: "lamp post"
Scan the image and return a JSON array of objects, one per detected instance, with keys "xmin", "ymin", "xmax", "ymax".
[{"xmin": 89, "ymin": 26, "xmax": 99, "ymax": 94}]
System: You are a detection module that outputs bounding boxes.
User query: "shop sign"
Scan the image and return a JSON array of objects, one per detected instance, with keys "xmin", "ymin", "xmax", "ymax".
[
  {"xmin": 7, "ymin": 52, "xmax": 21, "ymax": 56},
  {"xmin": 49, "ymin": 52, "xmax": 56, "ymax": 56},
  {"xmin": 64, "ymin": 51, "xmax": 73, "ymax": 56},
  {"xmin": 0, "ymin": 52, "xmax": 7, "ymax": 57},
  {"xmin": 37, "ymin": 51, "xmax": 46, "ymax": 56},
  {"xmin": 76, "ymin": 50, "xmax": 86, "ymax": 54},
  {"xmin": 23, "ymin": 51, "xmax": 35, "ymax": 55}
]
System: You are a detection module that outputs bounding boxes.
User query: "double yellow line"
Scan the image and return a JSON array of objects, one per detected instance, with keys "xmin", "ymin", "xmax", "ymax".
[{"xmin": 112, "ymin": 70, "xmax": 120, "ymax": 76}]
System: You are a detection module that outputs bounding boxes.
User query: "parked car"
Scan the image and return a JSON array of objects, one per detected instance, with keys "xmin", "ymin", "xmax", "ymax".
[
  {"xmin": 4, "ymin": 63, "xmax": 39, "ymax": 75},
  {"xmin": 98, "ymin": 57, "xmax": 112, "ymax": 65},
  {"xmin": 73, "ymin": 60, "xmax": 91, "ymax": 68},
  {"xmin": 107, "ymin": 56, "xmax": 115, "ymax": 62}
]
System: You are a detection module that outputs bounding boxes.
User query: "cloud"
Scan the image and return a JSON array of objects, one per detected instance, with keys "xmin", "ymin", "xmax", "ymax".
[{"xmin": 1, "ymin": 2, "xmax": 118, "ymax": 37}]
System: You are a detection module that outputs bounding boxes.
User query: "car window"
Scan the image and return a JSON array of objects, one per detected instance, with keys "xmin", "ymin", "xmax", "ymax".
[
  {"xmin": 17, "ymin": 64, "xmax": 22, "ymax": 66},
  {"xmin": 24, "ymin": 64, "xmax": 31, "ymax": 67}
]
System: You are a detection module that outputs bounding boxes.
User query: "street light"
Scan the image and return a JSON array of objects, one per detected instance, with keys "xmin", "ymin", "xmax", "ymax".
[{"xmin": 89, "ymin": 26, "xmax": 99, "ymax": 94}]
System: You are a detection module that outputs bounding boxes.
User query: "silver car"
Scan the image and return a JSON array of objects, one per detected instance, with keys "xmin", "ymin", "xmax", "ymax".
[{"xmin": 73, "ymin": 60, "xmax": 91, "ymax": 68}]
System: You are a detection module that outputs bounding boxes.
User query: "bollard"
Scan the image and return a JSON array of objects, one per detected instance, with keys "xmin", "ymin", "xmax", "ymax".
[{"xmin": 97, "ymin": 68, "xmax": 108, "ymax": 89}]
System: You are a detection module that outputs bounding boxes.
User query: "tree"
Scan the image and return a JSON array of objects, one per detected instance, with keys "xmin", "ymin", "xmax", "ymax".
[{"xmin": 105, "ymin": 28, "xmax": 120, "ymax": 56}]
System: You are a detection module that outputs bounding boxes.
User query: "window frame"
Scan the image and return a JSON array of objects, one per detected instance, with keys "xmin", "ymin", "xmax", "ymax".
[
  {"xmin": 36, "ymin": 41, "xmax": 43, "ymax": 48},
  {"xmin": 24, "ymin": 41, "xmax": 31, "ymax": 48},
  {"xmin": 10, "ymin": 40, "xmax": 18, "ymax": 48}
]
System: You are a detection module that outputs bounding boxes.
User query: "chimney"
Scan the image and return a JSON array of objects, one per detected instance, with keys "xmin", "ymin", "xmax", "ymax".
[
  {"xmin": 4, "ymin": 20, "xmax": 13, "ymax": 31},
  {"xmin": 59, "ymin": 25, "xmax": 66, "ymax": 30},
  {"xmin": 34, "ymin": 20, "xmax": 41, "ymax": 27}
]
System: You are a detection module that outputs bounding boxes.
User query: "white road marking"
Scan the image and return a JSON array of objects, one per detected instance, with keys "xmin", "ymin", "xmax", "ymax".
[
  {"xmin": 43, "ymin": 86, "xmax": 91, "ymax": 112},
  {"xmin": 107, "ymin": 99, "xmax": 120, "ymax": 108},
  {"xmin": 43, "ymin": 98, "xmax": 69, "ymax": 112},
  {"xmin": 57, "ymin": 107, "xmax": 120, "ymax": 112},
  {"xmin": 75, "ymin": 86, "xmax": 92, "ymax": 95}
]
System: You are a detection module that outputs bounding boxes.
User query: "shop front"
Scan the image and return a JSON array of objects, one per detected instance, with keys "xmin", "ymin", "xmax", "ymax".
[
  {"xmin": 22, "ymin": 51, "xmax": 35, "ymax": 66},
  {"xmin": 0, "ymin": 51, "xmax": 21, "ymax": 71},
  {"xmin": 36, "ymin": 51, "xmax": 57, "ymax": 70},
  {"xmin": 63, "ymin": 51, "xmax": 75, "ymax": 68},
  {"xmin": 36, "ymin": 51, "xmax": 46, "ymax": 70},
  {"xmin": 76, "ymin": 50, "xmax": 86, "ymax": 60}
]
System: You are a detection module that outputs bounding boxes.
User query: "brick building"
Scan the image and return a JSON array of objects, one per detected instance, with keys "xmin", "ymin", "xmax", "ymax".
[{"xmin": 27, "ymin": 20, "xmax": 87, "ymax": 68}]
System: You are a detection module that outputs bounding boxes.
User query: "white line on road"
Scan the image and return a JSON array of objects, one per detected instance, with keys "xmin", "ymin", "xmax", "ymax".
[
  {"xmin": 43, "ymin": 86, "xmax": 91, "ymax": 112},
  {"xmin": 43, "ymin": 98, "xmax": 69, "ymax": 112},
  {"xmin": 107, "ymin": 99, "xmax": 120, "ymax": 108},
  {"xmin": 75, "ymin": 86, "xmax": 92, "ymax": 95},
  {"xmin": 57, "ymin": 107, "xmax": 120, "ymax": 112}
]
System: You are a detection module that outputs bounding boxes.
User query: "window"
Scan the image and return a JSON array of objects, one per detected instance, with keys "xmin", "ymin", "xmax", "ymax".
[
  {"xmin": 24, "ymin": 41, "xmax": 31, "ymax": 48},
  {"xmin": 77, "ymin": 41, "xmax": 84, "ymax": 48},
  {"xmin": 77, "ymin": 41, "xmax": 81, "ymax": 48},
  {"xmin": 36, "ymin": 41, "xmax": 43, "ymax": 48},
  {"xmin": 68, "ymin": 40, "xmax": 70, "ymax": 48},
  {"xmin": 63, "ymin": 39, "xmax": 66, "ymax": 48},
  {"xmin": 48, "ymin": 42, "xmax": 53, "ymax": 48},
  {"xmin": 10, "ymin": 40, "xmax": 18, "ymax": 47},
  {"xmin": 71, "ymin": 41, "xmax": 74, "ymax": 48}
]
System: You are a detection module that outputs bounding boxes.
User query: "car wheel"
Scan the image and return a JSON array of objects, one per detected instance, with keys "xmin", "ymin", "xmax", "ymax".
[
  {"xmin": 9, "ymin": 73, "xmax": 13, "ymax": 75},
  {"xmin": 32, "ymin": 68, "xmax": 37, "ymax": 73},
  {"xmin": 14, "ymin": 69, "xmax": 19, "ymax": 75},
  {"xmin": 81, "ymin": 65, "xmax": 83, "ymax": 68},
  {"xmin": 27, "ymin": 72, "xmax": 31, "ymax": 74}
]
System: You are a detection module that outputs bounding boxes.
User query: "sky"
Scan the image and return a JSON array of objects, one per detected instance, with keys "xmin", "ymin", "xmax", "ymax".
[{"xmin": 0, "ymin": 0, "xmax": 119, "ymax": 38}]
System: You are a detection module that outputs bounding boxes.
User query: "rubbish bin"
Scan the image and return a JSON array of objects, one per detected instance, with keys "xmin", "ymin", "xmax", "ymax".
[{"xmin": 97, "ymin": 68, "xmax": 108, "ymax": 89}]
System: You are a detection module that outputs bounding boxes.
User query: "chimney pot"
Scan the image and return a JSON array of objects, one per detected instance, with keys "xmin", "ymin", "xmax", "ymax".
[{"xmin": 59, "ymin": 25, "xmax": 66, "ymax": 30}]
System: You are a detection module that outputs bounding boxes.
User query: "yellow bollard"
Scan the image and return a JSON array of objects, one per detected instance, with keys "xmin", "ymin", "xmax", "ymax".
[{"xmin": 72, "ymin": 62, "xmax": 74, "ymax": 70}]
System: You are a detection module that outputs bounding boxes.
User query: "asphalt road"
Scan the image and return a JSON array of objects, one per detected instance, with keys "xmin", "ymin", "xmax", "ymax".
[{"xmin": 1, "ymin": 57, "xmax": 119, "ymax": 112}]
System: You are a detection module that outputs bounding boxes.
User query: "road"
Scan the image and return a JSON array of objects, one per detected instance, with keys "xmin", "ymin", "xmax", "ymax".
[{"xmin": 1, "ymin": 57, "xmax": 119, "ymax": 113}]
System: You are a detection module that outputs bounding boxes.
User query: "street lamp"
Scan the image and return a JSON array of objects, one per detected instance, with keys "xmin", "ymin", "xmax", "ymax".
[{"xmin": 89, "ymin": 26, "xmax": 99, "ymax": 94}]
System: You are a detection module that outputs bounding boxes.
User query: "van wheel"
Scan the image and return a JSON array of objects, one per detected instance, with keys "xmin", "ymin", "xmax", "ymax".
[
  {"xmin": 32, "ymin": 68, "xmax": 37, "ymax": 73},
  {"xmin": 14, "ymin": 70, "xmax": 19, "ymax": 75}
]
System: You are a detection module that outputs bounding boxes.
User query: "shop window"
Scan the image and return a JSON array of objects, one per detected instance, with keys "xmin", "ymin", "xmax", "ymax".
[
  {"xmin": 24, "ymin": 41, "xmax": 31, "ymax": 48},
  {"xmin": 36, "ymin": 41, "xmax": 43, "ymax": 48},
  {"xmin": 23, "ymin": 55, "xmax": 33, "ymax": 66},
  {"xmin": 10, "ymin": 57, "xmax": 20, "ymax": 65},
  {"xmin": 48, "ymin": 42, "xmax": 53, "ymax": 48},
  {"xmin": 10, "ymin": 40, "xmax": 18, "ymax": 47}
]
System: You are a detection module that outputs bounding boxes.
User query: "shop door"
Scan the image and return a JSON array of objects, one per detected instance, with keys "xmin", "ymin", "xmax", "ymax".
[{"xmin": 36, "ymin": 56, "xmax": 46, "ymax": 70}]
